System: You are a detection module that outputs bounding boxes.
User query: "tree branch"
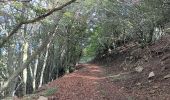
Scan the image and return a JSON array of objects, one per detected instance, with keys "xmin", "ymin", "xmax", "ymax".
[{"xmin": 0, "ymin": 0, "xmax": 76, "ymax": 48}]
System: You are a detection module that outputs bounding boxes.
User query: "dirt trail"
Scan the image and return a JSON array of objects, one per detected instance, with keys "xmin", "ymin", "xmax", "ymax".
[
  {"xmin": 40, "ymin": 35, "xmax": 170, "ymax": 100},
  {"xmin": 46, "ymin": 64, "xmax": 131, "ymax": 100}
]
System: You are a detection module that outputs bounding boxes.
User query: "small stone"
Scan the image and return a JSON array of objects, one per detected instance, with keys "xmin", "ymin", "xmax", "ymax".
[
  {"xmin": 164, "ymin": 74, "xmax": 170, "ymax": 79},
  {"xmin": 130, "ymin": 56, "xmax": 133, "ymax": 60},
  {"xmin": 149, "ymin": 90, "xmax": 156, "ymax": 94},
  {"xmin": 153, "ymin": 85, "xmax": 159, "ymax": 89},
  {"xmin": 136, "ymin": 82, "xmax": 141, "ymax": 86},
  {"xmin": 123, "ymin": 67, "xmax": 127, "ymax": 71},
  {"xmin": 135, "ymin": 66, "xmax": 144, "ymax": 73},
  {"xmin": 143, "ymin": 55, "xmax": 148, "ymax": 62},
  {"xmin": 148, "ymin": 71, "xmax": 155, "ymax": 79},
  {"xmin": 38, "ymin": 96, "xmax": 48, "ymax": 100}
]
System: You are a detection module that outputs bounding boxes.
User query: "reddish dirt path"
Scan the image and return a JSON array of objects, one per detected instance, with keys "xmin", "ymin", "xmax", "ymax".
[{"xmin": 47, "ymin": 64, "xmax": 130, "ymax": 100}]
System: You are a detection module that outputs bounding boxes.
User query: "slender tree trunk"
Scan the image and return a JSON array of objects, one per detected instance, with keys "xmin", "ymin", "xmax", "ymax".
[
  {"xmin": 22, "ymin": 42, "xmax": 29, "ymax": 95},
  {"xmin": 26, "ymin": 65, "xmax": 33, "ymax": 94},
  {"xmin": 39, "ymin": 40, "xmax": 51, "ymax": 88},
  {"xmin": 32, "ymin": 55, "xmax": 39, "ymax": 91},
  {"xmin": 6, "ymin": 46, "xmax": 16, "ymax": 96}
]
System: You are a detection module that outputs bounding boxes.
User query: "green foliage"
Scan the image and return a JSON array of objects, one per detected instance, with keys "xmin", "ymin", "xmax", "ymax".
[
  {"xmin": 64, "ymin": 12, "xmax": 74, "ymax": 18},
  {"xmin": 33, "ymin": 7, "xmax": 47, "ymax": 15},
  {"xmin": 83, "ymin": 26, "xmax": 102, "ymax": 57},
  {"xmin": 13, "ymin": 1, "xmax": 23, "ymax": 9},
  {"xmin": 44, "ymin": 87, "xmax": 58, "ymax": 97}
]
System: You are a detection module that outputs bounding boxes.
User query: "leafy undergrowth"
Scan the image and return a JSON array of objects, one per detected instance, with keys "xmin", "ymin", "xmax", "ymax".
[{"xmin": 12, "ymin": 35, "xmax": 170, "ymax": 100}]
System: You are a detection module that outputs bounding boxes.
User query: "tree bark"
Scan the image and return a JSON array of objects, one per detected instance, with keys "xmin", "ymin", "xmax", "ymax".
[
  {"xmin": 32, "ymin": 55, "xmax": 39, "ymax": 91},
  {"xmin": 38, "ymin": 40, "xmax": 51, "ymax": 88},
  {"xmin": 22, "ymin": 42, "xmax": 29, "ymax": 95}
]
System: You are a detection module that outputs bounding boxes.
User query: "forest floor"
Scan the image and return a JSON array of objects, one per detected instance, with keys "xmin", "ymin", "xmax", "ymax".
[
  {"xmin": 42, "ymin": 64, "xmax": 131, "ymax": 100},
  {"xmin": 15, "ymin": 35, "xmax": 170, "ymax": 100}
]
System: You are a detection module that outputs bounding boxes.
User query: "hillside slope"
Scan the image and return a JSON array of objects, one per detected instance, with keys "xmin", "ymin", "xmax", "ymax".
[{"xmin": 13, "ymin": 35, "xmax": 170, "ymax": 100}]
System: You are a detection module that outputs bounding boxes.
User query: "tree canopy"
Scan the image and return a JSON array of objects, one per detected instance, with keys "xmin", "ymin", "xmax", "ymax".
[{"xmin": 0, "ymin": 0, "xmax": 170, "ymax": 98}]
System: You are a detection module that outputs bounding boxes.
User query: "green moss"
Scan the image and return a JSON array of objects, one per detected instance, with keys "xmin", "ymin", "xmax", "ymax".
[{"xmin": 43, "ymin": 87, "xmax": 58, "ymax": 97}]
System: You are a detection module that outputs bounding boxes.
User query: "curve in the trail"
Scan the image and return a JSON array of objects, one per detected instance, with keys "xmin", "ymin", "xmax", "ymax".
[{"xmin": 47, "ymin": 64, "xmax": 130, "ymax": 100}]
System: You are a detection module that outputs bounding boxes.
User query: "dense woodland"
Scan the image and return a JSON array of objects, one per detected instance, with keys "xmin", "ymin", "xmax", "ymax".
[{"xmin": 0, "ymin": 0, "xmax": 170, "ymax": 99}]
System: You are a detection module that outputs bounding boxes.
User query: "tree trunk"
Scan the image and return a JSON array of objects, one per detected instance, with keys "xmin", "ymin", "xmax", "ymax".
[
  {"xmin": 38, "ymin": 40, "xmax": 51, "ymax": 88},
  {"xmin": 0, "ymin": 30, "xmax": 56, "ymax": 94},
  {"xmin": 32, "ymin": 55, "xmax": 39, "ymax": 91},
  {"xmin": 22, "ymin": 42, "xmax": 29, "ymax": 95}
]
